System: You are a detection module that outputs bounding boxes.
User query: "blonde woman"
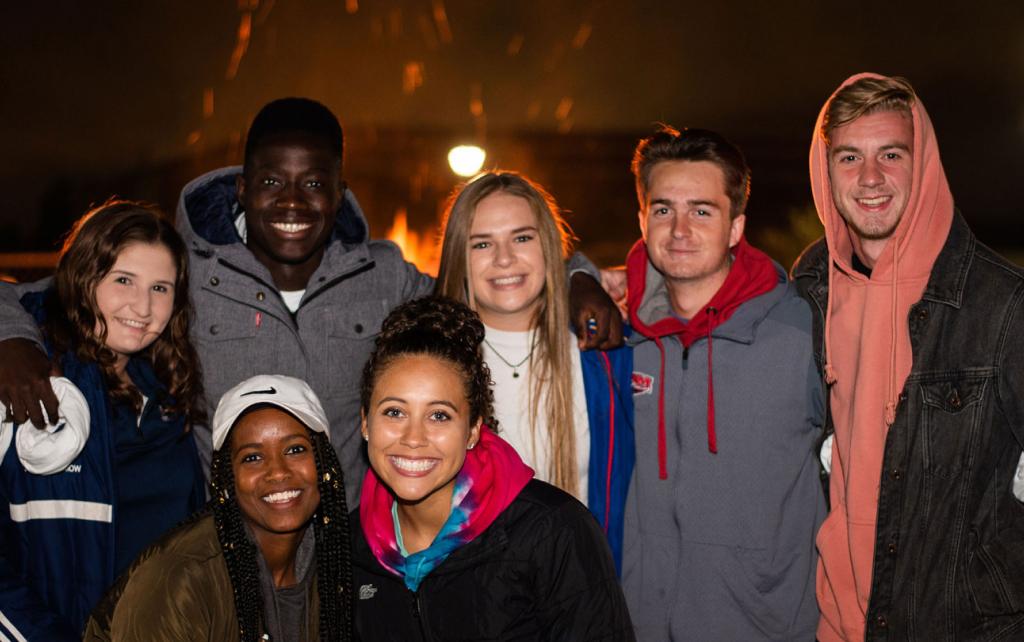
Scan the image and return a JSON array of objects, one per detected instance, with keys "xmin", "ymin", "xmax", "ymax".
[{"xmin": 436, "ymin": 171, "xmax": 634, "ymax": 570}]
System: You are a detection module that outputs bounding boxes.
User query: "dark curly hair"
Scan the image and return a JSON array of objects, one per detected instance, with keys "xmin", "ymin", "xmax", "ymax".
[
  {"xmin": 209, "ymin": 411, "xmax": 353, "ymax": 642},
  {"xmin": 360, "ymin": 296, "xmax": 497, "ymax": 430},
  {"xmin": 44, "ymin": 198, "xmax": 204, "ymax": 423}
]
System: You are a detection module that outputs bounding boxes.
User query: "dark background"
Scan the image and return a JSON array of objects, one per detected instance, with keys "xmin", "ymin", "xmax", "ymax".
[{"xmin": 2, "ymin": 0, "xmax": 1022, "ymax": 274}]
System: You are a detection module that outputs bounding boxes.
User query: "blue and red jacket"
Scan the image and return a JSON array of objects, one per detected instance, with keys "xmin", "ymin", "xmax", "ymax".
[{"xmin": 580, "ymin": 337, "xmax": 634, "ymax": 574}]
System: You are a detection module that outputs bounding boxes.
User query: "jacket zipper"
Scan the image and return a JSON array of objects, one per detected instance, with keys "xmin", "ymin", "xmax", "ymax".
[{"xmin": 411, "ymin": 589, "xmax": 429, "ymax": 640}]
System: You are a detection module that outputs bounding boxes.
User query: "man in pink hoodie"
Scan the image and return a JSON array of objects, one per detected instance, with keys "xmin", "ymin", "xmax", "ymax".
[{"xmin": 793, "ymin": 73, "xmax": 1024, "ymax": 640}]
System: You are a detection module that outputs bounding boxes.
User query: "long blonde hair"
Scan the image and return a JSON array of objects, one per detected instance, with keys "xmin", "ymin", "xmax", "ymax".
[{"xmin": 436, "ymin": 171, "xmax": 579, "ymax": 495}]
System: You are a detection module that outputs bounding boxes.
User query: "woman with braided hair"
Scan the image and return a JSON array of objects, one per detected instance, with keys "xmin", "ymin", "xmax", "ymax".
[
  {"xmin": 85, "ymin": 374, "xmax": 353, "ymax": 642},
  {"xmin": 352, "ymin": 296, "xmax": 634, "ymax": 640}
]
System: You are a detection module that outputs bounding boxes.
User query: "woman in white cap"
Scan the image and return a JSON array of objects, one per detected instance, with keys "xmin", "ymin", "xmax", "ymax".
[
  {"xmin": 85, "ymin": 373, "xmax": 353, "ymax": 642},
  {"xmin": 0, "ymin": 200, "xmax": 205, "ymax": 640},
  {"xmin": 352, "ymin": 296, "xmax": 633, "ymax": 640}
]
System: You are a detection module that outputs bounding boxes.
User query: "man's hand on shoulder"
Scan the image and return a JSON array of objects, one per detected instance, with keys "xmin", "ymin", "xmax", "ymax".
[
  {"xmin": 0, "ymin": 338, "xmax": 59, "ymax": 426},
  {"xmin": 569, "ymin": 272, "xmax": 624, "ymax": 351}
]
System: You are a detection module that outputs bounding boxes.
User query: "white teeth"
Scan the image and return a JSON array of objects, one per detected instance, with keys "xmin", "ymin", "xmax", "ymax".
[
  {"xmin": 262, "ymin": 490, "xmax": 301, "ymax": 503},
  {"xmin": 857, "ymin": 196, "xmax": 890, "ymax": 206},
  {"xmin": 390, "ymin": 456, "xmax": 438, "ymax": 472},
  {"xmin": 271, "ymin": 222, "xmax": 313, "ymax": 233},
  {"xmin": 492, "ymin": 276, "xmax": 524, "ymax": 286},
  {"xmin": 117, "ymin": 318, "xmax": 146, "ymax": 329}
]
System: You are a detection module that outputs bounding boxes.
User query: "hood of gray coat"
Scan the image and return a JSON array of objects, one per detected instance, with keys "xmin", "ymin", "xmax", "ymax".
[{"xmin": 175, "ymin": 165, "xmax": 369, "ymax": 250}]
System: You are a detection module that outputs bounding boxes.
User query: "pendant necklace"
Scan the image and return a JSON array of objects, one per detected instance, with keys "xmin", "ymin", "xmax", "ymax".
[{"xmin": 483, "ymin": 336, "xmax": 534, "ymax": 378}]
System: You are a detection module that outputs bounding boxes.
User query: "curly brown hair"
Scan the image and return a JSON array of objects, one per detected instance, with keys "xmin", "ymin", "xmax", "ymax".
[
  {"xmin": 360, "ymin": 296, "xmax": 497, "ymax": 430},
  {"xmin": 44, "ymin": 198, "xmax": 204, "ymax": 422}
]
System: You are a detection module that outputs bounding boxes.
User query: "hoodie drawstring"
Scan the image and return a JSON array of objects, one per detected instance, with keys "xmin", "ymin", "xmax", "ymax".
[
  {"xmin": 706, "ymin": 307, "xmax": 719, "ymax": 454},
  {"xmin": 824, "ymin": 260, "xmax": 838, "ymax": 386},
  {"xmin": 655, "ymin": 336, "xmax": 668, "ymax": 480},
  {"xmin": 884, "ymin": 241, "xmax": 899, "ymax": 426}
]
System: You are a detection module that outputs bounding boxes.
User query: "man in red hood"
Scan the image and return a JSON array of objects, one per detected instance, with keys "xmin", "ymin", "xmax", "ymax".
[
  {"xmin": 621, "ymin": 126, "xmax": 826, "ymax": 641},
  {"xmin": 793, "ymin": 73, "xmax": 1024, "ymax": 640}
]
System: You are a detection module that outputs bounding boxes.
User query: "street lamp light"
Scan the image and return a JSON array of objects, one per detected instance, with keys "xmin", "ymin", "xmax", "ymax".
[{"xmin": 447, "ymin": 145, "xmax": 486, "ymax": 177}]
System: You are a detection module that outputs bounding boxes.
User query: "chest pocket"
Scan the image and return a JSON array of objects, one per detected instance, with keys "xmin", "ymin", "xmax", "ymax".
[
  {"xmin": 918, "ymin": 374, "xmax": 990, "ymax": 479},
  {"xmin": 195, "ymin": 312, "xmax": 261, "ymax": 397},
  {"xmin": 325, "ymin": 300, "xmax": 390, "ymax": 380}
]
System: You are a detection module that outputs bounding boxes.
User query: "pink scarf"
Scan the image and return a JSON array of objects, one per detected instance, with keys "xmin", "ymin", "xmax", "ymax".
[{"xmin": 359, "ymin": 426, "xmax": 533, "ymax": 590}]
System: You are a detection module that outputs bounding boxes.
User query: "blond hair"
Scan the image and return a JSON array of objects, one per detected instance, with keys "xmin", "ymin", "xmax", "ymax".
[
  {"xmin": 436, "ymin": 171, "xmax": 580, "ymax": 495},
  {"xmin": 822, "ymin": 75, "xmax": 916, "ymax": 144}
]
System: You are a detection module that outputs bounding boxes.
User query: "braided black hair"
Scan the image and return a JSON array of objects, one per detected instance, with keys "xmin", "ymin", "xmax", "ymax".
[
  {"xmin": 210, "ymin": 425, "xmax": 353, "ymax": 641},
  {"xmin": 360, "ymin": 296, "xmax": 497, "ymax": 430}
]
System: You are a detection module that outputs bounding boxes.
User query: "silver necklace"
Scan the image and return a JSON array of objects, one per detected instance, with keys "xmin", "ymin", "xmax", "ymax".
[{"xmin": 483, "ymin": 337, "xmax": 534, "ymax": 378}]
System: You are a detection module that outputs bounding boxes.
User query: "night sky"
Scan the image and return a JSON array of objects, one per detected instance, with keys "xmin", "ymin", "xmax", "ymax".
[{"xmin": 2, "ymin": 0, "xmax": 1021, "ymax": 261}]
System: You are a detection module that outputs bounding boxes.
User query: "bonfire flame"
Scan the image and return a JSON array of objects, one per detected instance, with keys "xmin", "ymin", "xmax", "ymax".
[{"xmin": 386, "ymin": 207, "xmax": 439, "ymax": 277}]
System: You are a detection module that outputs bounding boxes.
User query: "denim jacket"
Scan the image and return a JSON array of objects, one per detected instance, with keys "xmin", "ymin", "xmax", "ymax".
[{"xmin": 793, "ymin": 212, "xmax": 1024, "ymax": 640}]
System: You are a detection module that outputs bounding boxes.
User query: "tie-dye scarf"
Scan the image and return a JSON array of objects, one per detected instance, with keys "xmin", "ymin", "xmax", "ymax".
[{"xmin": 359, "ymin": 426, "xmax": 533, "ymax": 591}]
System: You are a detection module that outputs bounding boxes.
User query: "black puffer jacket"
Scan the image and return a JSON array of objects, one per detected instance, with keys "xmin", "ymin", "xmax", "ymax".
[{"xmin": 351, "ymin": 479, "xmax": 635, "ymax": 641}]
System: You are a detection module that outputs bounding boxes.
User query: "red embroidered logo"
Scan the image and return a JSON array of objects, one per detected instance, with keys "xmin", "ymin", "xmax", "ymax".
[{"xmin": 632, "ymin": 371, "xmax": 654, "ymax": 396}]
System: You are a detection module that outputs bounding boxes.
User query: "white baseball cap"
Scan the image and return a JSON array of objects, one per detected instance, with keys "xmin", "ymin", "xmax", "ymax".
[{"xmin": 211, "ymin": 374, "xmax": 330, "ymax": 451}]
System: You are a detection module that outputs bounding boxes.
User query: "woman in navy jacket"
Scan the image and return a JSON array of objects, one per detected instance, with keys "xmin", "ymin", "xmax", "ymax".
[{"xmin": 0, "ymin": 200, "xmax": 205, "ymax": 640}]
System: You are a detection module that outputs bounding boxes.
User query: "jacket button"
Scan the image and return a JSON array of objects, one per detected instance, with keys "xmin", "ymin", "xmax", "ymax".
[
  {"xmin": 917, "ymin": 308, "xmax": 928, "ymax": 320},
  {"xmin": 876, "ymin": 615, "xmax": 888, "ymax": 628},
  {"xmin": 887, "ymin": 541, "xmax": 897, "ymax": 556},
  {"xmin": 354, "ymin": 323, "xmax": 364, "ymax": 334},
  {"xmin": 891, "ymin": 468, "xmax": 902, "ymax": 480},
  {"xmin": 210, "ymin": 277, "xmax": 219, "ymax": 286},
  {"xmin": 210, "ymin": 325, "xmax": 219, "ymax": 335},
  {"xmin": 256, "ymin": 291, "xmax": 265, "ymax": 301},
  {"xmin": 899, "ymin": 392, "xmax": 907, "ymax": 402}
]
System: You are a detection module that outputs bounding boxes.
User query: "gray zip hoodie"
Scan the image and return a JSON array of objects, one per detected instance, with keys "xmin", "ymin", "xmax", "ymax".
[{"xmin": 621, "ymin": 241, "xmax": 825, "ymax": 641}]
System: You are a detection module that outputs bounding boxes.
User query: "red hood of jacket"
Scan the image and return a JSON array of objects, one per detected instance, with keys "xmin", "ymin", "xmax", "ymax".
[{"xmin": 625, "ymin": 236, "xmax": 778, "ymax": 472}]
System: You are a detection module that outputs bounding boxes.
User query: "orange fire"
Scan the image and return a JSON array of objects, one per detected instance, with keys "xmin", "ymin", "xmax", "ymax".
[{"xmin": 385, "ymin": 207, "xmax": 440, "ymax": 277}]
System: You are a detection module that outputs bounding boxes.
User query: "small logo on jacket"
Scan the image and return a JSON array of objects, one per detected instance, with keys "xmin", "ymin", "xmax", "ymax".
[
  {"xmin": 359, "ymin": 584, "xmax": 378, "ymax": 600},
  {"xmin": 632, "ymin": 372, "xmax": 654, "ymax": 396}
]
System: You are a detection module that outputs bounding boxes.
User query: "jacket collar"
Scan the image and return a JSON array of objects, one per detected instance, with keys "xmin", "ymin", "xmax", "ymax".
[
  {"xmin": 794, "ymin": 210, "xmax": 971, "ymax": 311},
  {"xmin": 919, "ymin": 210, "xmax": 972, "ymax": 309}
]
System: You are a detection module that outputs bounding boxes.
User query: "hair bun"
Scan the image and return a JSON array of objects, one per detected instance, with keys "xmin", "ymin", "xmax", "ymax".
[{"xmin": 360, "ymin": 296, "xmax": 495, "ymax": 429}]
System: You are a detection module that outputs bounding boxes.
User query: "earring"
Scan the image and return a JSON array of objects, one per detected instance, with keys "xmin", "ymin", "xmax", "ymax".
[
  {"xmin": 362, "ymin": 433, "xmax": 368, "ymax": 442},
  {"xmin": 468, "ymin": 441, "xmax": 476, "ymax": 450}
]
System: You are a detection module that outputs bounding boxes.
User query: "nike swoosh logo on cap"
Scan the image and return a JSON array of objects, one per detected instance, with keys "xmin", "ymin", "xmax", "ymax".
[{"xmin": 240, "ymin": 387, "xmax": 277, "ymax": 396}]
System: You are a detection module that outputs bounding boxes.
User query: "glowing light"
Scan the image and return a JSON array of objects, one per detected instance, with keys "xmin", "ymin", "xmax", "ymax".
[
  {"xmin": 447, "ymin": 145, "xmax": 486, "ymax": 177},
  {"xmin": 386, "ymin": 208, "xmax": 439, "ymax": 276}
]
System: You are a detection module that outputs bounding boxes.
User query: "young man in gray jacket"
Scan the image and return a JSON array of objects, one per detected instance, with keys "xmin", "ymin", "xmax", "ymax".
[
  {"xmin": 621, "ymin": 126, "xmax": 825, "ymax": 640},
  {"xmin": 0, "ymin": 98, "xmax": 620, "ymax": 509}
]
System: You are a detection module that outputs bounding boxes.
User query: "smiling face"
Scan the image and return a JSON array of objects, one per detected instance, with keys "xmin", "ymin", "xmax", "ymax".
[
  {"xmin": 231, "ymin": 407, "xmax": 321, "ymax": 548},
  {"xmin": 466, "ymin": 191, "xmax": 546, "ymax": 331},
  {"xmin": 236, "ymin": 131, "xmax": 343, "ymax": 290},
  {"xmin": 827, "ymin": 109, "xmax": 914, "ymax": 263},
  {"xmin": 362, "ymin": 354, "xmax": 481, "ymax": 520},
  {"xmin": 640, "ymin": 160, "xmax": 744, "ymax": 290},
  {"xmin": 93, "ymin": 241, "xmax": 177, "ymax": 374}
]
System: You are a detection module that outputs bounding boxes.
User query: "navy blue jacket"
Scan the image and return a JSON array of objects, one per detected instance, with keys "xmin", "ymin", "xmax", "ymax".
[{"xmin": 0, "ymin": 292, "xmax": 205, "ymax": 641}]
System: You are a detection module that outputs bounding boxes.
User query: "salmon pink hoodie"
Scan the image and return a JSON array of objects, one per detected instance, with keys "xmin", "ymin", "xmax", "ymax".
[{"xmin": 810, "ymin": 73, "xmax": 954, "ymax": 641}]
